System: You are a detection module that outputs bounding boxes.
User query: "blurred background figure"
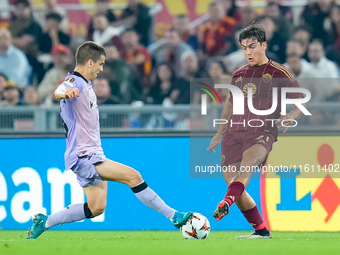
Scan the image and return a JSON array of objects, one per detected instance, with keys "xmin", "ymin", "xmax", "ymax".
[
  {"xmin": 39, "ymin": 12, "xmax": 70, "ymax": 54},
  {"xmin": 0, "ymin": 81, "xmax": 24, "ymax": 106},
  {"xmin": 293, "ymin": 25, "xmax": 312, "ymax": 61},
  {"xmin": 37, "ymin": 44, "xmax": 72, "ymax": 102},
  {"xmin": 0, "ymin": 28, "xmax": 31, "ymax": 88},
  {"xmin": 286, "ymin": 54, "xmax": 316, "ymax": 81},
  {"xmin": 145, "ymin": 62, "xmax": 176, "ymax": 105},
  {"xmin": 119, "ymin": 0, "xmax": 152, "ymax": 47},
  {"xmin": 25, "ymin": 40, "xmax": 45, "ymax": 86},
  {"xmin": 103, "ymin": 43, "xmax": 141, "ymax": 104},
  {"xmin": 308, "ymin": 39, "xmax": 339, "ymax": 78},
  {"xmin": 0, "ymin": 73, "xmax": 8, "ymax": 101},
  {"xmin": 88, "ymin": 0, "xmax": 117, "ymax": 36},
  {"xmin": 307, "ymin": 39, "xmax": 339, "ymax": 104},
  {"xmin": 266, "ymin": 0, "xmax": 293, "ymax": 21},
  {"xmin": 148, "ymin": 28, "xmax": 193, "ymax": 76},
  {"xmin": 172, "ymin": 14, "xmax": 198, "ymax": 50},
  {"xmin": 256, "ymin": 15, "xmax": 286, "ymax": 63},
  {"xmin": 87, "ymin": 13, "xmax": 125, "ymax": 56},
  {"xmin": 325, "ymin": 4, "xmax": 340, "ymax": 68},
  {"xmin": 171, "ymin": 52, "xmax": 201, "ymax": 105},
  {"xmin": 8, "ymin": 0, "xmax": 42, "ymax": 51},
  {"xmin": 206, "ymin": 60, "xmax": 230, "ymax": 102},
  {"xmin": 93, "ymin": 76, "xmax": 120, "ymax": 105},
  {"xmin": 24, "ymin": 85, "xmax": 39, "ymax": 105},
  {"xmin": 265, "ymin": 1, "xmax": 292, "ymax": 43},
  {"xmin": 223, "ymin": 30, "xmax": 248, "ymax": 74},
  {"xmin": 284, "ymin": 39, "xmax": 311, "ymax": 72},
  {"xmin": 300, "ymin": 0, "xmax": 334, "ymax": 45},
  {"xmin": 42, "ymin": 83, "xmax": 60, "ymax": 107},
  {"xmin": 33, "ymin": 0, "xmax": 68, "ymax": 32},
  {"xmin": 122, "ymin": 29, "xmax": 152, "ymax": 88},
  {"xmin": 207, "ymin": 60, "xmax": 228, "ymax": 82},
  {"xmin": 239, "ymin": 4, "xmax": 257, "ymax": 28},
  {"xmin": 198, "ymin": 2, "xmax": 236, "ymax": 58},
  {"xmin": 216, "ymin": 0, "xmax": 242, "ymax": 24}
]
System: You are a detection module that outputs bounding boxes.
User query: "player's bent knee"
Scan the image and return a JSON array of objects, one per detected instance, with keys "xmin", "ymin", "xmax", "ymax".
[{"xmin": 128, "ymin": 169, "xmax": 143, "ymax": 186}]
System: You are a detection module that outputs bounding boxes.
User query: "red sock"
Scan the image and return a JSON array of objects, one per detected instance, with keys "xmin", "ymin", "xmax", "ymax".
[
  {"xmin": 241, "ymin": 206, "xmax": 266, "ymax": 230},
  {"xmin": 223, "ymin": 181, "xmax": 245, "ymax": 207}
]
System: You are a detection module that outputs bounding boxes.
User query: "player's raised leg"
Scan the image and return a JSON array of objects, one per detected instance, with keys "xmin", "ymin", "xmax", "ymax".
[{"xmin": 95, "ymin": 159, "xmax": 193, "ymax": 228}]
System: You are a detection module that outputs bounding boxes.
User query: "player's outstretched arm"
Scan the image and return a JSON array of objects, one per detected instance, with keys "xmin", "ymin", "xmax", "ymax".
[
  {"xmin": 54, "ymin": 84, "xmax": 80, "ymax": 100},
  {"xmin": 275, "ymin": 102, "xmax": 304, "ymax": 133},
  {"xmin": 207, "ymin": 100, "xmax": 233, "ymax": 153}
]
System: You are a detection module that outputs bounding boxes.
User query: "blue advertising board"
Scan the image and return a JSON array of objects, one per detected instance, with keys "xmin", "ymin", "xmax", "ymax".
[{"xmin": 0, "ymin": 137, "xmax": 259, "ymax": 231}]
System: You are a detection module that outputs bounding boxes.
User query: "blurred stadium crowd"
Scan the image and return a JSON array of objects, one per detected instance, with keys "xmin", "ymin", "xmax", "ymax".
[{"xmin": 0, "ymin": 0, "xmax": 339, "ymax": 118}]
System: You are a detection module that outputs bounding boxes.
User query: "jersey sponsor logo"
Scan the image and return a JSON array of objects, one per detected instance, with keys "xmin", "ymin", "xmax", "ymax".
[
  {"xmin": 67, "ymin": 77, "xmax": 75, "ymax": 83},
  {"xmin": 262, "ymin": 73, "xmax": 272, "ymax": 83},
  {"xmin": 255, "ymin": 135, "xmax": 266, "ymax": 144},
  {"xmin": 235, "ymin": 76, "xmax": 243, "ymax": 83},
  {"xmin": 90, "ymin": 100, "xmax": 98, "ymax": 110},
  {"xmin": 255, "ymin": 135, "xmax": 270, "ymax": 144},
  {"xmin": 64, "ymin": 77, "xmax": 75, "ymax": 87},
  {"xmin": 261, "ymin": 138, "xmax": 340, "ymax": 231},
  {"xmin": 242, "ymin": 83, "xmax": 257, "ymax": 98},
  {"xmin": 227, "ymin": 195, "xmax": 235, "ymax": 202}
]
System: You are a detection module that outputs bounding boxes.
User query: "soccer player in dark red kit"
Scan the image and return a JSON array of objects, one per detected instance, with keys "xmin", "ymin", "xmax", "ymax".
[{"xmin": 207, "ymin": 23, "xmax": 307, "ymax": 239}]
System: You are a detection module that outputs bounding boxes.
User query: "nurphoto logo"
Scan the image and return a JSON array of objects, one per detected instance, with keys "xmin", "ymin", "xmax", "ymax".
[{"xmin": 199, "ymin": 83, "xmax": 312, "ymax": 128}]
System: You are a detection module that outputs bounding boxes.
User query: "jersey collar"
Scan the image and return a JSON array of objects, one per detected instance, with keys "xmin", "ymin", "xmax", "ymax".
[{"xmin": 70, "ymin": 71, "xmax": 88, "ymax": 83}]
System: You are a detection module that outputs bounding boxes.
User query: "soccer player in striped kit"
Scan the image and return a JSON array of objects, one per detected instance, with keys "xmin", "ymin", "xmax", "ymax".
[
  {"xmin": 208, "ymin": 23, "xmax": 306, "ymax": 239},
  {"xmin": 26, "ymin": 41, "xmax": 192, "ymax": 239}
]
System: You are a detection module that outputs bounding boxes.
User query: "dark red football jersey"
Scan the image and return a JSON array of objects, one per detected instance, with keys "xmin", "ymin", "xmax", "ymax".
[{"xmin": 227, "ymin": 59, "xmax": 304, "ymax": 139}]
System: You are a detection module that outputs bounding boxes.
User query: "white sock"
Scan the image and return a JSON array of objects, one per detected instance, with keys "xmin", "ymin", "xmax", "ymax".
[{"xmin": 132, "ymin": 182, "xmax": 175, "ymax": 220}]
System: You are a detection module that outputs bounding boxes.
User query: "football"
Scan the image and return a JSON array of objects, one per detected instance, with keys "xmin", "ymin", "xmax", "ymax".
[{"xmin": 180, "ymin": 213, "xmax": 210, "ymax": 239}]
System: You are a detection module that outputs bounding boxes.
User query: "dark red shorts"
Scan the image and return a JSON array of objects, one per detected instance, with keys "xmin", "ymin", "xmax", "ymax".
[{"xmin": 221, "ymin": 131, "xmax": 275, "ymax": 167}]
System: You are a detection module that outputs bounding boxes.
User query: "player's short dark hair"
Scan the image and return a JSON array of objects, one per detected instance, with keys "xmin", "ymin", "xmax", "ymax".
[
  {"xmin": 239, "ymin": 22, "xmax": 266, "ymax": 44},
  {"xmin": 45, "ymin": 12, "xmax": 63, "ymax": 23},
  {"xmin": 75, "ymin": 41, "xmax": 106, "ymax": 66}
]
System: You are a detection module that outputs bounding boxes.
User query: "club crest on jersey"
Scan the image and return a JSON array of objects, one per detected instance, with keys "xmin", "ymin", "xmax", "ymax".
[
  {"xmin": 262, "ymin": 73, "xmax": 272, "ymax": 83},
  {"xmin": 89, "ymin": 100, "xmax": 97, "ymax": 109},
  {"xmin": 242, "ymin": 83, "xmax": 257, "ymax": 98}
]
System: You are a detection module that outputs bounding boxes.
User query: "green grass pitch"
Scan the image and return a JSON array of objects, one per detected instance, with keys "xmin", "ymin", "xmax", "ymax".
[{"xmin": 1, "ymin": 231, "xmax": 340, "ymax": 255}]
